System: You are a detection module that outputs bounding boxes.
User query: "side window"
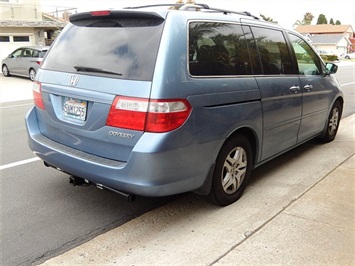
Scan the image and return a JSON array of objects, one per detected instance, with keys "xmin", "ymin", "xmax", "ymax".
[
  {"xmin": 12, "ymin": 49, "xmax": 23, "ymax": 57},
  {"xmin": 39, "ymin": 50, "xmax": 47, "ymax": 58},
  {"xmin": 189, "ymin": 22, "xmax": 252, "ymax": 76},
  {"xmin": 23, "ymin": 48, "xmax": 33, "ymax": 57},
  {"xmin": 32, "ymin": 50, "xmax": 39, "ymax": 57},
  {"xmin": 250, "ymin": 27, "xmax": 294, "ymax": 75},
  {"xmin": 289, "ymin": 34, "xmax": 322, "ymax": 76}
]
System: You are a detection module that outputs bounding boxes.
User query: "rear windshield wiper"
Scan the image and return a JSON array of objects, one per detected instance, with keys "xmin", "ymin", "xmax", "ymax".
[{"xmin": 74, "ymin": 65, "xmax": 122, "ymax": 76}]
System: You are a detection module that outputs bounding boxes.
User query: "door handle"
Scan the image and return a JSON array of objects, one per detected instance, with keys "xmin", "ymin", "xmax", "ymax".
[
  {"xmin": 289, "ymin": 85, "xmax": 301, "ymax": 94},
  {"xmin": 304, "ymin": 84, "xmax": 313, "ymax": 91}
]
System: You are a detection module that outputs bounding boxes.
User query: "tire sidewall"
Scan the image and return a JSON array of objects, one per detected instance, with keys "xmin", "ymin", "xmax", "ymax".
[
  {"xmin": 2, "ymin": 64, "xmax": 10, "ymax": 77},
  {"xmin": 321, "ymin": 101, "xmax": 342, "ymax": 142},
  {"xmin": 29, "ymin": 68, "xmax": 36, "ymax": 81},
  {"xmin": 209, "ymin": 135, "xmax": 252, "ymax": 206}
]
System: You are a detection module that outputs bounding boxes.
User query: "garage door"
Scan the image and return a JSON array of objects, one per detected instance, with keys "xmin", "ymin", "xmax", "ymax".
[{"xmin": 0, "ymin": 35, "xmax": 33, "ymax": 59}]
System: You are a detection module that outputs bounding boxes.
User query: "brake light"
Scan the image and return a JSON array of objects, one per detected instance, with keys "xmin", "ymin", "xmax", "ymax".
[
  {"xmin": 106, "ymin": 97, "xmax": 192, "ymax": 133},
  {"xmin": 35, "ymin": 60, "xmax": 41, "ymax": 65},
  {"xmin": 90, "ymin": 10, "xmax": 111, "ymax": 16},
  {"xmin": 33, "ymin": 81, "xmax": 45, "ymax": 109},
  {"xmin": 145, "ymin": 100, "xmax": 192, "ymax": 132}
]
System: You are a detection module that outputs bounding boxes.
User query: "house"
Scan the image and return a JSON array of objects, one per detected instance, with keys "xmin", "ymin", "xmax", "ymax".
[
  {"xmin": 306, "ymin": 34, "xmax": 351, "ymax": 56},
  {"xmin": 0, "ymin": 0, "xmax": 68, "ymax": 59},
  {"xmin": 295, "ymin": 24, "xmax": 355, "ymax": 55}
]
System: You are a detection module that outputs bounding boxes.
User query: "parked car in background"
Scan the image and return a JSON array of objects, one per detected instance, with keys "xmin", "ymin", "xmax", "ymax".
[
  {"xmin": 344, "ymin": 53, "xmax": 355, "ymax": 59},
  {"xmin": 317, "ymin": 50, "xmax": 339, "ymax": 61},
  {"xmin": 1, "ymin": 46, "xmax": 49, "ymax": 81},
  {"xmin": 26, "ymin": 4, "xmax": 343, "ymax": 206}
]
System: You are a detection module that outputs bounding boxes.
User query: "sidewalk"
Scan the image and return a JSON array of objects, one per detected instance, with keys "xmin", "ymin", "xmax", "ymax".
[{"xmin": 41, "ymin": 115, "xmax": 355, "ymax": 266}]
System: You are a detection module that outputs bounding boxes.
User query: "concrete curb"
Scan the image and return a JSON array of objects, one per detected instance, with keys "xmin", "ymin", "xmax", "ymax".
[{"xmin": 41, "ymin": 114, "xmax": 355, "ymax": 265}]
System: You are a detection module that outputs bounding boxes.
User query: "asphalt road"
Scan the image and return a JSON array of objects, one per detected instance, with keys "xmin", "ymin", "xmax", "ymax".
[
  {"xmin": 0, "ymin": 78, "xmax": 178, "ymax": 266},
  {"xmin": 1, "ymin": 62, "xmax": 354, "ymax": 266},
  {"xmin": 337, "ymin": 62, "xmax": 355, "ymax": 117}
]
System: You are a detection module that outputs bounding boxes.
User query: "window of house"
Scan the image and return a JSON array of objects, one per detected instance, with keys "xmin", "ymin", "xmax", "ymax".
[
  {"xmin": 189, "ymin": 22, "xmax": 252, "ymax": 76},
  {"xmin": 0, "ymin": 36, "xmax": 10, "ymax": 42},
  {"xmin": 13, "ymin": 36, "xmax": 30, "ymax": 42}
]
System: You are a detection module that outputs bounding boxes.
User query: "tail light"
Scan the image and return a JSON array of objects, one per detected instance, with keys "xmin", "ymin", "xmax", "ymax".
[
  {"xmin": 33, "ymin": 81, "xmax": 45, "ymax": 109},
  {"xmin": 35, "ymin": 60, "xmax": 41, "ymax": 65},
  {"xmin": 106, "ymin": 96, "xmax": 192, "ymax": 133},
  {"xmin": 90, "ymin": 10, "xmax": 111, "ymax": 16}
]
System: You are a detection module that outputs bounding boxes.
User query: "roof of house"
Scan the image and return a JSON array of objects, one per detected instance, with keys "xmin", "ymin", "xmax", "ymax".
[
  {"xmin": 0, "ymin": 20, "xmax": 66, "ymax": 29},
  {"xmin": 306, "ymin": 34, "xmax": 351, "ymax": 45},
  {"xmin": 295, "ymin": 24, "xmax": 354, "ymax": 34}
]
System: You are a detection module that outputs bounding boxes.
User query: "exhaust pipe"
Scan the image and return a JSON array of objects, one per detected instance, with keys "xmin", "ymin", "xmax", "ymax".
[
  {"xmin": 44, "ymin": 161, "xmax": 63, "ymax": 171},
  {"xmin": 69, "ymin": 176, "xmax": 87, "ymax": 186},
  {"xmin": 96, "ymin": 183, "xmax": 136, "ymax": 202},
  {"xmin": 69, "ymin": 176, "xmax": 136, "ymax": 202},
  {"xmin": 44, "ymin": 161, "xmax": 136, "ymax": 202}
]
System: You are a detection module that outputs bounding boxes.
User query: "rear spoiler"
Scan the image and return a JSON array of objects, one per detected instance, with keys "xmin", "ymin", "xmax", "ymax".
[{"xmin": 70, "ymin": 10, "xmax": 165, "ymax": 23}]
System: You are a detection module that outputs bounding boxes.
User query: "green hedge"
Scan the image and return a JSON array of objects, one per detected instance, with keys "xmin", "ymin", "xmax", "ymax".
[{"xmin": 320, "ymin": 55, "xmax": 339, "ymax": 62}]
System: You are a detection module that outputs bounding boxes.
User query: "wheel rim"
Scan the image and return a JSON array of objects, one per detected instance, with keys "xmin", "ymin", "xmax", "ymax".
[
  {"xmin": 2, "ymin": 65, "xmax": 8, "ymax": 76},
  {"xmin": 29, "ymin": 69, "xmax": 36, "ymax": 81},
  {"xmin": 328, "ymin": 107, "xmax": 339, "ymax": 135},
  {"xmin": 221, "ymin": 147, "xmax": 247, "ymax": 194}
]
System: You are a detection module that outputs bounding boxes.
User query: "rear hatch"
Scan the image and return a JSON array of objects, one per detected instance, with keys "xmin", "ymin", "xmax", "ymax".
[{"xmin": 35, "ymin": 10, "xmax": 166, "ymax": 162}]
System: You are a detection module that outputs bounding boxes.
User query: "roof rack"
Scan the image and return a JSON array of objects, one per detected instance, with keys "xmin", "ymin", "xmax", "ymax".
[{"xmin": 124, "ymin": 3, "xmax": 259, "ymax": 20}]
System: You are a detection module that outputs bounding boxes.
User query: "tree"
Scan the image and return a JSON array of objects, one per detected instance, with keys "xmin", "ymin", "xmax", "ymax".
[
  {"xmin": 329, "ymin": 18, "xmax": 334, "ymax": 25},
  {"xmin": 317, "ymin": 14, "xmax": 328, "ymax": 24},
  {"xmin": 260, "ymin": 14, "xmax": 278, "ymax": 24},
  {"xmin": 303, "ymin": 12, "xmax": 314, "ymax": 25},
  {"xmin": 335, "ymin": 20, "xmax": 341, "ymax": 25},
  {"xmin": 293, "ymin": 12, "xmax": 314, "ymax": 27}
]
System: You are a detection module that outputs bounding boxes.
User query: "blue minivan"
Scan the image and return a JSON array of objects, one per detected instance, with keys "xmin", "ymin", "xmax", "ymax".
[{"xmin": 25, "ymin": 3, "xmax": 343, "ymax": 206}]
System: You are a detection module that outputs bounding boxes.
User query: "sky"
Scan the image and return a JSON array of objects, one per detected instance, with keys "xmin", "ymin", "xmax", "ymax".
[{"xmin": 39, "ymin": 0, "xmax": 355, "ymax": 30}]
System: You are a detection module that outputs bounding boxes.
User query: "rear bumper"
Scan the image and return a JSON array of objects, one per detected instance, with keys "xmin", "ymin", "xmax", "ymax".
[{"xmin": 25, "ymin": 107, "xmax": 215, "ymax": 197}]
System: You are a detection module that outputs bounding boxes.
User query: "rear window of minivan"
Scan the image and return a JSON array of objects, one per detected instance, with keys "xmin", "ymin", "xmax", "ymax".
[{"xmin": 42, "ymin": 17, "xmax": 165, "ymax": 81}]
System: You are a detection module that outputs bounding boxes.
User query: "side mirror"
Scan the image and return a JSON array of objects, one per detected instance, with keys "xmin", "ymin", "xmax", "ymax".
[{"xmin": 324, "ymin": 62, "xmax": 338, "ymax": 75}]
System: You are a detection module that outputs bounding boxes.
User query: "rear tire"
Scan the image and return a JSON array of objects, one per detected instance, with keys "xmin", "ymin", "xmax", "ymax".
[
  {"xmin": 319, "ymin": 101, "xmax": 342, "ymax": 143},
  {"xmin": 29, "ymin": 68, "xmax": 36, "ymax": 81},
  {"xmin": 208, "ymin": 134, "xmax": 252, "ymax": 206},
  {"xmin": 2, "ymin": 64, "xmax": 10, "ymax": 77}
]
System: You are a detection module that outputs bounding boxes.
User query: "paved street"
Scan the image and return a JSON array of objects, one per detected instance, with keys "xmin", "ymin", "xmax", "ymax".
[
  {"xmin": 0, "ymin": 76, "xmax": 177, "ymax": 266},
  {"xmin": 41, "ymin": 114, "xmax": 355, "ymax": 265}
]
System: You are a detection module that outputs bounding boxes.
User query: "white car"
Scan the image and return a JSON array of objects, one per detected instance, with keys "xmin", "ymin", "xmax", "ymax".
[
  {"xmin": 344, "ymin": 53, "xmax": 355, "ymax": 59},
  {"xmin": 1, "ymin": 46, "xmax": 49, "ymax": 81}
]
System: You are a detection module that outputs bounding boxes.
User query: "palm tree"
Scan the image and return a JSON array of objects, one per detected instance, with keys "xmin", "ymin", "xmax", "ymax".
[
  {"xmin": 304, "ymin": 12, "xmax": 314, "ymax": 25},
  {"xmin": 293, "ymin": 12, "xmax": 314, "ymax": 27}
]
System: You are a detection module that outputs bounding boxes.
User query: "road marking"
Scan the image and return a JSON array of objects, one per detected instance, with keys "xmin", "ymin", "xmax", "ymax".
[
  {"xmin": 0, "ymin": 157, "xmax": 40, "ymax": 170},
  {"xmin": 341, "ymin": 81, "xmax": 355, "ymax": 86},
  {"xmin": 0, "ymin": 103, "xmax": 33, "ymax": 109}
]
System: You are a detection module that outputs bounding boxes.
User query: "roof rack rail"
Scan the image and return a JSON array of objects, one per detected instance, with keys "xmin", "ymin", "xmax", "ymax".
[
  {"xmin": 123, "ymin": 3, "xmax": 259, "ymax": 20},
  {"xmin": 202, "ymin": 7, "xmax": 259, "ymax": 20},
  {"xmin": 124, "ymin": 4, "xmax": 185, "ymax": 9}
]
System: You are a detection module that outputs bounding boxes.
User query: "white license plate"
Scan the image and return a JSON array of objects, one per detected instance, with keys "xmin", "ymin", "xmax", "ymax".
[{"xmin": 63, "ymin": 97, "xmax": 87, "ymax": 121}]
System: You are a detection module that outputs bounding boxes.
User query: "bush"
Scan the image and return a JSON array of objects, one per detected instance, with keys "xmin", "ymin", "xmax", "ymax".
[{"xmin": 320, "ymin": 55, "xmax": 339, "ymax": 62}]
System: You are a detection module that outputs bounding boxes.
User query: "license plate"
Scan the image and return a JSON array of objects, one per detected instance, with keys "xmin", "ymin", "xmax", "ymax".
[{"xmin": 63, "ymin": 97, "xmax": 87, "ymax": 121}]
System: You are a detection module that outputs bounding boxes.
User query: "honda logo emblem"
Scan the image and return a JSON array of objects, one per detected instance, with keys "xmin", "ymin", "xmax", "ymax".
[{"xmin": 69, "ymin": 75, "xmax": 79, "ymax": 86}]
